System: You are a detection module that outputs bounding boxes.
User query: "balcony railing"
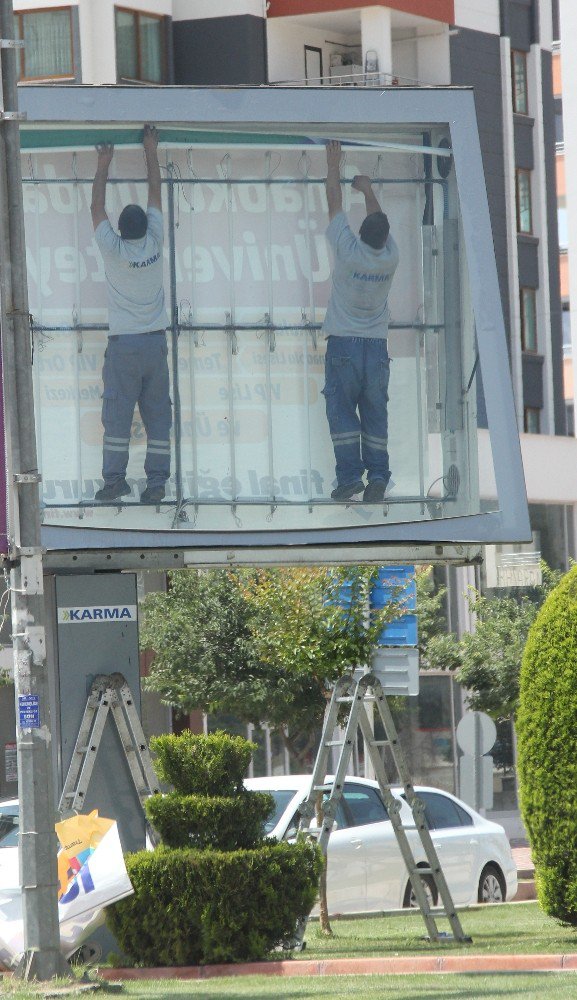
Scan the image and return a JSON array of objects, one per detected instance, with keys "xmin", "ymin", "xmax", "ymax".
[{"xmin": 271, "ymin": 69, "xmax": 424, "ymax": 89}]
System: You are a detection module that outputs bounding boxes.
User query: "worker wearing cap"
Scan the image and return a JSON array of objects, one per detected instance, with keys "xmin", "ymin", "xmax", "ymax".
[
  {"xmin": 323, "ymin": 140, "xmax": 399, "ymax": 503},
  {"xmin": 91, "ymin": 123, "xmax": 171, "ymax": 505}
]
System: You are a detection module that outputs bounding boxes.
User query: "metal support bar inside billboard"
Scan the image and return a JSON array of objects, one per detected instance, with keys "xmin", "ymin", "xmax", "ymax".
[{"xmin": 16, "ymin": 86, "xmax": 530, "ymax": 554}]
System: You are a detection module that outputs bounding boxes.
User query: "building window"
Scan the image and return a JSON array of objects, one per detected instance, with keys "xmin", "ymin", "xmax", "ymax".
[
  {"xmin": 520, "ymin": 287, "xmax": 537, "ymax": 352},
  {"xmin": 516, "ymin": 169, "xmax": 533, "ymax": 234},
  {"xmin": 555, "ymin": 96, "xmax": 564, "ymax": 143},
  {"xmin": 512, "ymin": 50, "xmax": 528, "ymax": 115},
  {"xmin": 15, "ymin": 8, "xmax": 74, "ymax": 81},
  {"xmin": 115, "ymin": 6, "xmax": 165, "ymax": 84},
  {"xmin": 524, "ymin": 407, "xmax": 541, "ymax": 434},
  {"xmin": 563, "ymin": 305, "xmax": 571, "ymax": 349}
]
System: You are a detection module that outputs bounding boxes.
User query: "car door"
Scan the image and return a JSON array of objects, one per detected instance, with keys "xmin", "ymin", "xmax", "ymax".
[
  {"xmin": 329, "ymin": 782, "xmax": 401, "ymax": 912},
  {"xmin": 416, "ymin": 791, "xmax": 480, "ymax": 904},
  {"xmin": 324, "ymin": 793, "xmax": 368, "ymax": 913}
]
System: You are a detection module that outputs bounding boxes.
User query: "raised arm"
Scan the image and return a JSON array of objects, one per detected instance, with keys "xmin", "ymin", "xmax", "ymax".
[
  {"xmin": 325, "ymin": 140, "xmax": 343, "ymax": 220},
  {"xmin": 91, "ymin": 143, "xmax": 114, "ymax": 230},
  {"xmin": 143, "ymin": 124, "xmax": 161, "ymax": 211},
  {"xmin": 352, "ymin": 174, "xmax": 382, "ymax": 216}
]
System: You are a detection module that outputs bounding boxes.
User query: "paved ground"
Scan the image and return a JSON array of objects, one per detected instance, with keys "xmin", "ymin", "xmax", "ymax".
[{"xmin": 512, "ymin": 845, "xmax": 534, "ymax": 874}]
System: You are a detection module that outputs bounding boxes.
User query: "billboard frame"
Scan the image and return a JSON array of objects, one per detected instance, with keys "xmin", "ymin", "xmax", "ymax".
[{"xmin": 17, "ymin": 84, "xmax": 531, "ymax": 561}]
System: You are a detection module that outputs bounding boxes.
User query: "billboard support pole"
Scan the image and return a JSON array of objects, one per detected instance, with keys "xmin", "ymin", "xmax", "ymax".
[{"xmin": 0, "ymin": 0, "xmax": 67, "ymax": 979}]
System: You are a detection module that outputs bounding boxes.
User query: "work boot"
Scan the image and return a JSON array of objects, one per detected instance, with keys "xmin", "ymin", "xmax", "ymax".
[
  {"xmin": 331, "ymin": 481, "xmax": 364, "ymax": 501},
  {"xmin": 140, "ymin": 485, "xmax": 165, "ymax": 504},
  {"xmin": 363, "ymin": 480, "xmax": 388, "ymax": 503},
  {"xmin": 94, "ymin": 480, "xmax": 131, "ymax": 503}
]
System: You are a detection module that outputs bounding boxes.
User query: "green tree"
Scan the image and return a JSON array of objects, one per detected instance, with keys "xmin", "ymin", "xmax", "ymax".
[
  {"xmin": 141, "ymin": 566, "xmax": 406, "ymax": 767},
  {"xmin": 416, "ymin": 567, "xmax": 461, "ymax": 672},
  {"xmin": 456, "ymin": 564, "xmax": 562, "ymax": 723},
  {"xmin": 516, "ymin": 564, "xmax": 577, "ymax": 923},
  {"xmin": 140, "ymin": 569, "xmax": 261, "ymax": 718}
]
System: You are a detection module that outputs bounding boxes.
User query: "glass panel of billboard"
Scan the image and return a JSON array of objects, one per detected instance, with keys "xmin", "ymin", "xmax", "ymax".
[{"xmin": 23, "ymin": 125, "xmax": 494, "ymax": 534}]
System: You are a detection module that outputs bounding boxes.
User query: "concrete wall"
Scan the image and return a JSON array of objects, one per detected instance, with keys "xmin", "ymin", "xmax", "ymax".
[
  {"xmin": 267, "ymin": 19, "xmax": 354, "ymax": 84},
  {"xmin": 454, "ymin": 0, "xmax": 501, "ymax": 35}
]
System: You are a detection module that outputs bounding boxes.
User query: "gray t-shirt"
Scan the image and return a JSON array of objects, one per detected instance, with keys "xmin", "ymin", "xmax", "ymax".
[
  {"xmin": 323, "ymin": 211, "xmax": 399, "ymax": 339},
  {"xmin": 95, "ymin": 206, "xmax": 168, "ymax": 336}
]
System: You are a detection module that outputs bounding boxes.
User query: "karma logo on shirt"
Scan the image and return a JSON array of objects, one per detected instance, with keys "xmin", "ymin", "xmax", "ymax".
[{"xmin": 58, "ymin": 605, "xmax": 137, "ymax": 624}]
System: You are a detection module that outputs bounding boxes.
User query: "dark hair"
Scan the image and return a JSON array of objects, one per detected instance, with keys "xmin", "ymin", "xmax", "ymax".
[
  {"xmin": 359, "ymin": 211, "xmax": 390, "ymax": 250},
  {"xmin": 118, "ymin": 204, "xmax": 148, "ymax": 240}
]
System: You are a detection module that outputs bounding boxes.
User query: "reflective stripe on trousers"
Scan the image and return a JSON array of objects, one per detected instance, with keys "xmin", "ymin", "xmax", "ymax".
[{"xmin": 322, "ymin": 335, "xmax": 390, "ymax": 488}]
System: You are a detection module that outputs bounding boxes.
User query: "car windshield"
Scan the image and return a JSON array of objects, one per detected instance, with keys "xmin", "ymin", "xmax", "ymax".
[
  {"xmin": 0, "ymin": 806, "xmax": 18, "ymax": 849},
  {"xmin": 263, "ymin": 789, "xmax": 299, "ymax": 834}
]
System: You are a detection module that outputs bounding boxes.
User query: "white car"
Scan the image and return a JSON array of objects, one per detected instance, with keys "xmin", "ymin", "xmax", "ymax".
[{"xmin": 245, "ymin": 776, "xmax": 518, "ymax": 914}]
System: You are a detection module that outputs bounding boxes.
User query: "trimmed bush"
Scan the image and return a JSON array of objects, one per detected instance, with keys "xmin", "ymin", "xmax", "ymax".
[
  {"xmin": 150, "ymin": 730, "xmax": 252, "ymax": 796},
  {"xmin": 517, "ymin": 564, "xmax": 577, "ymax": 923},
  {"xmin": 145, "ymin": 790, "xmax": 274, "ymax": 850},
  {"xmin": 107, "ymin": 841, "xmax": 322, "ymax": 966},
  {"xmin": 108, "ymin": 729, "xmax": 321, "ymax": 965}
]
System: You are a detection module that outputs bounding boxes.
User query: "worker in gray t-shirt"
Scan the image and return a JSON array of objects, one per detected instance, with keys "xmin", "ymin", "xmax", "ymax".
[
  {"xmin": 322, "ymin": 140, "xmax": 399, "ymax": 503},
  {"xmin": 91, "ymin": 124, "xmax": 171, "ymax": 505}
]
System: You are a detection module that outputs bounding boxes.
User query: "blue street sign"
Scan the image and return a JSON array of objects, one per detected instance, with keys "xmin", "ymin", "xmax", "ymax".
[{"xmin": 18, "ymin": 694, "xmax": 40, "ymax": 729}]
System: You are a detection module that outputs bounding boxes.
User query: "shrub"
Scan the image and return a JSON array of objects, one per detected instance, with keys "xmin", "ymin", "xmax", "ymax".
[
  {"xmin": 108, "ymin": 729, "xmax": 321, "ymax": 964},
  {"xmin": 150, "ymin": 730, "xmax": 252, "ymax": 796},
  {"xmin": 107, "ymin": 841, "xmax": 322, "ymax": 966},
  {"xmin": 145, "ymin": 790, "xmax": 274, "ymax": 850},
  {"xmin": 517, "ymin": 564, "xmax": 577, "ymax": 923}
]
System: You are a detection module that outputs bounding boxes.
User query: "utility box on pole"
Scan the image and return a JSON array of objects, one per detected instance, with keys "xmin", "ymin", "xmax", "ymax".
[{"xmin": 45, "ymin": 573, "xmax": 145, "ymax": 852}]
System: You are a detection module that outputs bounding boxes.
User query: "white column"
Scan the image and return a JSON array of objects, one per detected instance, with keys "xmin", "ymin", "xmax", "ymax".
[
  {"xmin": 78, "ymin": 0, "xmax": 117, "ymax": 84},
  {"xmin": 454, "ymin": 564, "xmax": 477, "ymax": 638},
  {"xmin": 361, "ymin": 5, "xmax": 393, "ymax": 81}
]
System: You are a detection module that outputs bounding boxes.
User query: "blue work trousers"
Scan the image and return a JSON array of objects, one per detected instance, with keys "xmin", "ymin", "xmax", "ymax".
[
  {"xmin": 101, "ymin": 333, "xmax": 172, "ymax": 488},
  {"xmin": 322, "ymin": 336, "xmax": 390, "ymax": 488}
]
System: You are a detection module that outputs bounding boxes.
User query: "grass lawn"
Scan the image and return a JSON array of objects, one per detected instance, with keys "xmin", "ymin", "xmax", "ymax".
[
  {"xmin": 3, "ymin": 902, "xmax": 577, "ymax": 999},
  {"xmin": 301, "ymin": 901, "xmax": 577, "ymax": 958},
  {"xmin": 3, "ymin": 973, "xmax": 577, "ymax": 1000}
]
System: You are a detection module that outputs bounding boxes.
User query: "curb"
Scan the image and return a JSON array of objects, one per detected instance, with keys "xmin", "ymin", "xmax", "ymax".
[{"xmin": 99, "ymin": 953, "xmax": 577, "ymax": 980}]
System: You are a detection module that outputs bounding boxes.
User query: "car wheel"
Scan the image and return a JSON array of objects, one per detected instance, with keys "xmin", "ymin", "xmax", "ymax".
[
  {"xmin": 477, "ymin": 864, "xmax": 506, "ymax": 904},
  {"xmin": 403, "ymin": 872, "xmax": 438, "ymax": 909}
]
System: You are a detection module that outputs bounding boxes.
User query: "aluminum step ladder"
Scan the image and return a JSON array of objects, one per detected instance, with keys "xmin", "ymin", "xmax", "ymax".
[
  {"xmin": 59, "ymin": 672, "xmax": 160, "ymax": 818},
  {"xmin": 298, "ymin": 671, "xmax": 471, "ymax": 944}
]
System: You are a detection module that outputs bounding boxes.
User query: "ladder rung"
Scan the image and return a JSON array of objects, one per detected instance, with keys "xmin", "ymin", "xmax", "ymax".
[
  {"xmin": 367, "ymin": 739, "xmax": 390, "ymax": 747},
  {"xmin": 313, "ymin": 783, "xmax": 334, "ymax": 792},
  {"xmin": 410, "ymin": 867, "xmax": 433, "ymax": 876},
  {"xmin": 325, "ymin": 740, "xmax": 344, "ymax": 747}
]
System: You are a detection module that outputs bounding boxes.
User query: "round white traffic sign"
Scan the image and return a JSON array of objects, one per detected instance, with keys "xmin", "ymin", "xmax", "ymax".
[{"xmin": 456, "ymin": 711, "xmax": 496, "ymax": 756}]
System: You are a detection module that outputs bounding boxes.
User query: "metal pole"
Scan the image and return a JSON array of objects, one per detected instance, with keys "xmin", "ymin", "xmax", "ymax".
[{"xmin": 0, "ymin": 0, "xmax": 66, "ymax": 979}]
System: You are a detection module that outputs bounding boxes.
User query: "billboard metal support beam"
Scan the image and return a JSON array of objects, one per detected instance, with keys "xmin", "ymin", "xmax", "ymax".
[{"xmin": 0, "ymin": 0, "xmax": 66, "ymax": 980}]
